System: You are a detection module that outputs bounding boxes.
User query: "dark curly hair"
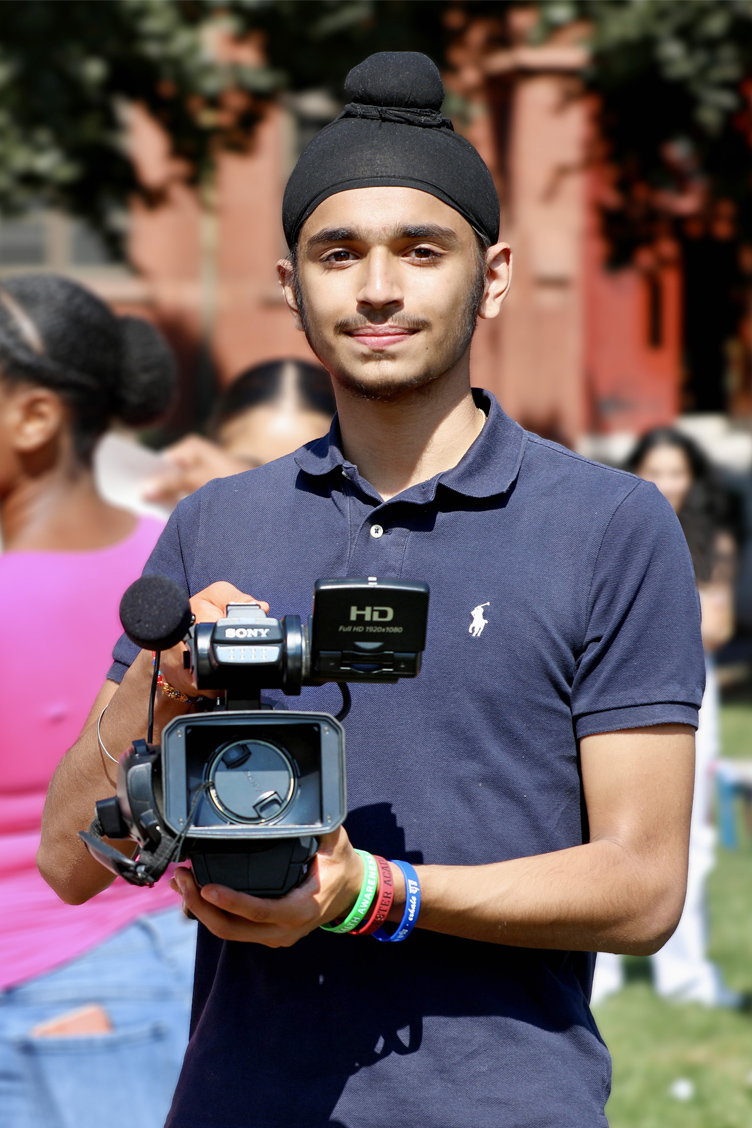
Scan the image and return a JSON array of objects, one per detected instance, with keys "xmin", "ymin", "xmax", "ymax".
[{"xmin": 0, "ymin": 273, "xmax": 176, "ymax": 464}]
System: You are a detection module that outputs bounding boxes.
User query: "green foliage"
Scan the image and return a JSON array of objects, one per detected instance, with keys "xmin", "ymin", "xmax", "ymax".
[
  {"xmin": 4, "ymin": 0, "xmax": 752, "ymax": 260},
  {"xmin": 540, "ymin": 0, "xmax": 752, "ymax": 134},
  {"xmin": 235, "ymin": 0, "xmax": 451, "ymax": 92},
  {"xmin": 0, "ymin": 0, "xmax": 463, "ymax": 246},
  {"xmin": 536, "ymin": 0, "xmax": 752, "ymax": 261},
  {"xmin": 0, "ymin": 0, "xmax": 279, "ymax": 241}
]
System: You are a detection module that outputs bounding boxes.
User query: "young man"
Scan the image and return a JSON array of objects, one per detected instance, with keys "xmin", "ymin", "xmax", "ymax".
[{"xmin": 40, "ymin": 52, "xmax": 704, "ymax": 1127}]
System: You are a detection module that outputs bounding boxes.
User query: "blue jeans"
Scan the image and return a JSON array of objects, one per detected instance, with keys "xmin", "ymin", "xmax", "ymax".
[{"xmin": 0, "ymin": 908, "xmax": 196, "ymax": 1128}]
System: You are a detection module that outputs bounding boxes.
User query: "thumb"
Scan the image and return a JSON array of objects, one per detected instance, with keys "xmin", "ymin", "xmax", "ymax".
[
  {"xmin": 316, "ymin": 825, "xmax": 350, "ymax": 858},
  {"xmin": 192, "ymin": 582, "xmax": 270, "ymax": 621}
]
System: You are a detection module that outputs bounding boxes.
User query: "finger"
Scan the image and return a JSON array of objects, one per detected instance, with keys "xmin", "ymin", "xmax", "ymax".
[
  {"xmin": 316, "ymin": 825, "xmax": 351, "ymax": 855},
  {"xmin": 164, "ymin": 435, "xmax": 206, "ymax": 464},
  {"xmin": 142, "ymin": 469, "xmax": 184, "ymax": 504},
  {"xmin": 177, "ymin": 880, "xmax": 255, "ymax": 939},
  {"xmin": 172, "ymin": 870, "xmax": 249, "ymax": 934},
  {"xmin": 169, "ymin": 873, "xmax": 197, "ymax": 920},
  {"xmin": 174, "ymin": 871, "xmax": 300, "ymax": 944},
  {"xmin": 199, "ymin": 582, "xmax": 270, "ymax": 615},
  {"xmin": 200, "ymin": 880, "xmax": 320, "ymax": 929},
  {"xmin": 189, "ymin": 597, "xmax": 226, "ymax": 625},
  {"xmin": 158, "ymin": 586, "xmax": 268, "ymax": 699},
  {"xmin": 157, "ymin": 637, "xmax": 201, "ymax": 696}
]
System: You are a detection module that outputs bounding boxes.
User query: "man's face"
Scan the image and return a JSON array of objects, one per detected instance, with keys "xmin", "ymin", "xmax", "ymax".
[{"xmin": 281, "ymin": 187, "xmax": 489, "ymax": 403}]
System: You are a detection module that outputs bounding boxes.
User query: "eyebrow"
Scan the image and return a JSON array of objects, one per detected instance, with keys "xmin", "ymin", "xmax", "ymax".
[{"xmin": 304, "ymin": 223, "xmax": 461, "ymax": 249}]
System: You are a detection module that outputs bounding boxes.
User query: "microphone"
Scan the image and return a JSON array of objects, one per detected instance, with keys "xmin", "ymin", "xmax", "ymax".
[{"xmin": 120, "ymin": 575, "xmax": 193, "ymax": 651}]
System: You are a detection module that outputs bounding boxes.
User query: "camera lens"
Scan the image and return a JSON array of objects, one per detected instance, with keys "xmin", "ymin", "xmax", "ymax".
[{"xmin": 207, "ymin": 739, "xmax": 296, "ymax": 824}]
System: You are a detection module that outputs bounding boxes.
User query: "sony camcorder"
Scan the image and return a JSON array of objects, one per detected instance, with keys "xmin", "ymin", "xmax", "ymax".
[{"xmin": 80, "ymin": 576, "xmax": 429, "ymax": 896}]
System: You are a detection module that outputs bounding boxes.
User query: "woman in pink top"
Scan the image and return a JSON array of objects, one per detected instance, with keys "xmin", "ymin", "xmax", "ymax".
[{"xmin": 0, "ymin": 274, "xmax": 194, "ymax": 1128}]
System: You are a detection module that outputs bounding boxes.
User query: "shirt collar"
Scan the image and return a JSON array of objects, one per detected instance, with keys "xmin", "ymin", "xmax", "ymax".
[{"xmin": 294, "ymin": 389, "xmax": 526, "ymax": 501}]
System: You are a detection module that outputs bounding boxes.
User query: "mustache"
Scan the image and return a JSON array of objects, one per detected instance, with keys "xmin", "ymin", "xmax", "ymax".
[{"xmin": 334, "ymin": 315, "xmax": 431, "ymax": 335}]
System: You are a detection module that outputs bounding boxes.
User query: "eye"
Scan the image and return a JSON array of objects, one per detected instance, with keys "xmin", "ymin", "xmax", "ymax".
[
  {"xmin": 321, "ymin": 249, "xmax": 357, "ymax": 263},
  {"xmin": 407, "ymin": 246, "xmax": 443, "ymax": 262}
]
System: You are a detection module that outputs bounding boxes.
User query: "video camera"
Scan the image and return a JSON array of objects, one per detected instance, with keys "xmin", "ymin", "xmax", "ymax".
[{"xmin": 80, "ymin": 576, "xmax": 429, "ymax": 896}]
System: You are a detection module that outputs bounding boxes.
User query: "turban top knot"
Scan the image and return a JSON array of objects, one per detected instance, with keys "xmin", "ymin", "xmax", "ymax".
[{"xmin": 282, "ymin": 51, "xmax": 500, "ymax": 248}]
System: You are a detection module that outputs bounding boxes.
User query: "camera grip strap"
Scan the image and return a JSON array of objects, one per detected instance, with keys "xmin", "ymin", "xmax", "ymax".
[{"xmin": 79, "ymin": 816, "xmax": 179, "ymax": 887}]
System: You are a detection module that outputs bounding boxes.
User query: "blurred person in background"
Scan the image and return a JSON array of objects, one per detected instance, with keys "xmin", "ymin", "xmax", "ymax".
[
  {"xmin": 0, "ymin": 274, "xmax": 195, "ymax": 1128},
  {"xmin": 143, "ymin": 358, "xmax": 335, "ymax": 507},
  {"xmin": 592, "ymin": 427, "xmax": 740, "ymax": 1008}
]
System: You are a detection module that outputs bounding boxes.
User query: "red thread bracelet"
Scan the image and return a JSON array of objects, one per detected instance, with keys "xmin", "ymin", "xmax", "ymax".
[{"xmin": 350, "ymin": 856, "xmax": 394, "ymax": 935}]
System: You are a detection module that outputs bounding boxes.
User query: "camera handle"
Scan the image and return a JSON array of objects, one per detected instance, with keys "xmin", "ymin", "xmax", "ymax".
[
  {"xmin": 80, "ymin": 817, "xmax": 179, "ymax": 887},
  {"xmin": 189, "ymin": 836, "xmax": 319, "ymax": 897},
  {"xmin": 80, "ymin": 754, "xmax": 213, "ymax": 887},
  {"xmin": 81, "ymin": 812, "xmax": 320, "ymax": 897},
  {"xmin": 222, "ymin": 682, "xmax": 350, "ymax": 719}
]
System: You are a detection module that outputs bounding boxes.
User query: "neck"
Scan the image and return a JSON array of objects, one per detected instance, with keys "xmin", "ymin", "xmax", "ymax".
[
  {"xmin": 334, "ymin": 358, "xmax": 483, "ymax": 501},
  {"xmin": 1, "ymin": 458, "xmax": 135, "ymax": 552}
]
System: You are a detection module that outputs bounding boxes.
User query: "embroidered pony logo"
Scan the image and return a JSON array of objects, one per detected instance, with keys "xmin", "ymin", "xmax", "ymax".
[{"xmin": 469, "ymin": 602, "xmax": 490, "ymax": 638}]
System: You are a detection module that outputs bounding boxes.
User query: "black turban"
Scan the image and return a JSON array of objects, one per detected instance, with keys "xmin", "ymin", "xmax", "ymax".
[{"xmin": 282, "ymin": 51, "xmax": 500, "ymax": 248}]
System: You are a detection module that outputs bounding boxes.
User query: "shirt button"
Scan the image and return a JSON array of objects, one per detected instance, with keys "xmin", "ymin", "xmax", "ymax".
[{"xmin": 370, "ymin": 524, "xmax": 384, "ymax": 539}]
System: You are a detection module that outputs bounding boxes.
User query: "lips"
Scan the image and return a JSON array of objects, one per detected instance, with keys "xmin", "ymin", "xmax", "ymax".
[{"xmin": 348, "ymin": 327, "xmax": 416, "ymax": 349}]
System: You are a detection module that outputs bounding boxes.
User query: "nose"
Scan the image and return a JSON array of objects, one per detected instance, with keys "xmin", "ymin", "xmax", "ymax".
[{"xmin": 356, "ymin": 247, "xmax": 404, "ymax": 315}]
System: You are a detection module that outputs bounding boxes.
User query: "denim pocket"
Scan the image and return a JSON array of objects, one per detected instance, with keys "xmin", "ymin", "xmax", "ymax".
[{"xmin": 17, "ymin": 1021, "xmax": 178, "ymax": 1128}]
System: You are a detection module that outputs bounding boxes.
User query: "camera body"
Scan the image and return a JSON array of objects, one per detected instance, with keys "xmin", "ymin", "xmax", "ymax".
[{"xmin": 83, "ymin": 578, "xmax": 429, "ymax": 896}]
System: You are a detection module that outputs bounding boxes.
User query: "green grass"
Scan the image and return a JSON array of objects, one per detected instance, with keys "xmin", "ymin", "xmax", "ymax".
[
  {"xmin": 720, "ymin": 703, "xmax": 752, "ymax": 762},
  {"xmin": 595, "ymin": 702, "xmax": 752, "ymax": 1127}
]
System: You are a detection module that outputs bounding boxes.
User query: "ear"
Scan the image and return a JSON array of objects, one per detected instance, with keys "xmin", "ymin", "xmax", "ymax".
[
  {"xmin": 478, "ymin": 243, "xmax": 512, "ymax": 321},
  {"xmin": 10, "ymin": 385, "xmax": 66, "ymax": 454},
  {"xmin": 277, "ymin": 257, "xmax": 305, "ymax": 332}
]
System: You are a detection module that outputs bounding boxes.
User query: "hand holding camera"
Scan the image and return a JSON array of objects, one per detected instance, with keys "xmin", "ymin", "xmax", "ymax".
[
  {"xmin": 169, "ymin": 823, "xmax": 372, "ymax": 948},
  {"xmin": 159, "ymin": 582, "xmax": 269, "ymax": 701},
  {"xmin": 80, "ymin": 574, "xmax": 429, "ymax": 900}
]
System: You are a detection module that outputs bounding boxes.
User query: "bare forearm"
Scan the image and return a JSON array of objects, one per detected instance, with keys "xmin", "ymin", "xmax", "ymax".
[
  {"xmin": 401, "ymin": 727, "xmax": 688, "ymax": 954},
  {"xmin": 38, "ymin": 683, "xmax": 120, "ymax": 904},
  {"xmin": 38, "ymin": 651, "xmax": 186, "ymax": 904},
  {"xmin": 405, "ymin": 838, "xmax": 685, "ymax": 955}
]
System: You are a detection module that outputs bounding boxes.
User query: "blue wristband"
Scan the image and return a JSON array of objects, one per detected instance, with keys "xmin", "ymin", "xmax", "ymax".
[{"xmin": 372, "ymin": 860, "xmax": 421, "ymax": 943}]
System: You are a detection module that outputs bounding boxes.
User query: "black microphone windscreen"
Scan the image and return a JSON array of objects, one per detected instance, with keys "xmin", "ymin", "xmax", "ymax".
[{"xmin": 120, "ymin": 575, "xmax": 192, "ymax": 652}]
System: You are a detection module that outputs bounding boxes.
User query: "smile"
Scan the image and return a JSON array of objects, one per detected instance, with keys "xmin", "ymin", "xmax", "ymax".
[{"xmin": 347, "ymin": 328, "xmax": 417, "ymax": 349}]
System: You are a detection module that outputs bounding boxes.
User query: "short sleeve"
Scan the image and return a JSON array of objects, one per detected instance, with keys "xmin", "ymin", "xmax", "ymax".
[
  {"xmin": 108, "ymin": 503, "xmax": 191, "ymax": 683},
  {"xmin": 572, "ymin": 480, "xmax": 705, "ymax": 738}
]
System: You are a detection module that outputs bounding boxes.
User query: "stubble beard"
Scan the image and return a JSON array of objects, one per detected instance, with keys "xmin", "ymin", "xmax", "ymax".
[{"xmin": 292, "ymin": 261, "xmax": 486, "ymax": 405}]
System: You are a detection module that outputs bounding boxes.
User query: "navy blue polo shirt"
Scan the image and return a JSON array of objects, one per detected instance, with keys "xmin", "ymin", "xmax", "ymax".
[{"xmin": 110, "ymin": 390, "xmax": 704, "ymax": 1128}]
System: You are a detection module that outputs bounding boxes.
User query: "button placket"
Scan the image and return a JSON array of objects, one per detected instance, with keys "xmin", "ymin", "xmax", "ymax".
[{"xmin": 347, "ymin": 503, "xmax": 415, "ymax": 578}]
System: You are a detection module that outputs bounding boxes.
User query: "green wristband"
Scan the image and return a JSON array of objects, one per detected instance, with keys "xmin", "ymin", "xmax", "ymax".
[{"xmin": 320, "ymin": 850, "xmax": 379, "ymax": 934}]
